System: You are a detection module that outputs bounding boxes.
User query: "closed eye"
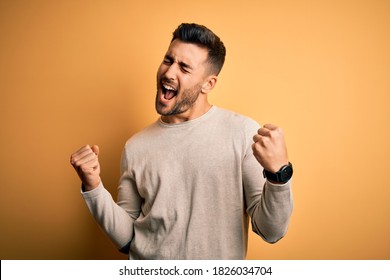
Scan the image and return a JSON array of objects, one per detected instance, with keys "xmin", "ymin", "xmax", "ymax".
[
  {"xmin": 180, "ymin": 66, "xmax": 190, "ymax": 73},
  {"xmin": 179, "ymin": 62, "xmax": 192, "ymax": 74},
  {"xmin": 163, "ymin": 55, "xmax": 193, "ymax": 73},
  {"xmin": 163, "ymin": 58, "xmax": 173, "ymax": 65}
]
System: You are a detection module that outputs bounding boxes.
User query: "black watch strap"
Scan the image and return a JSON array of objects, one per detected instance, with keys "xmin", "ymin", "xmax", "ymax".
[{"xmin": 263, "ymin": 162, "xmax": 293, "ymax": 183}]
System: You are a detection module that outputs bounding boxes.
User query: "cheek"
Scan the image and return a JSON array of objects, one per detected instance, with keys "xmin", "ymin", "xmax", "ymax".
[
  {"xmin": 180, "ymin": 73, "xmax": 198, "ymax": 85},
  {"xmin": 157, "ymin": 64, "xmax": 165, "ymax": 78}
]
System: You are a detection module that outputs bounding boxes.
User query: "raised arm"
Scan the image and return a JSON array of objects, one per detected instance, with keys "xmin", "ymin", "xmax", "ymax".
[
  {"xmin": 70, "ymin": 145, "xmax": 142, "ymax": 252},
  {"xmin": 243, "ymin": 123, "xmax": 293, "ymax": 243}
]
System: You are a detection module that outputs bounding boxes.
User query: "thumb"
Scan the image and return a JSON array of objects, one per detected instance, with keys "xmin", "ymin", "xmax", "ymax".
[{"xmin": 91, "ymin": 145, "xmax": 100, "ymax": 156}]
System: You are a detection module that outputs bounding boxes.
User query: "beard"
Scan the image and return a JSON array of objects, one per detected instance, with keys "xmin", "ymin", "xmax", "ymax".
[{"xmin": 155, "ymin": 83, "xmax": 202, "ymax": 116}]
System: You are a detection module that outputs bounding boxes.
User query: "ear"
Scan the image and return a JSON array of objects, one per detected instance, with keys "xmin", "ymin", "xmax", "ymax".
[{"xmin": 201, "ymin": 75, "xmax": 218, "ymax": 94}]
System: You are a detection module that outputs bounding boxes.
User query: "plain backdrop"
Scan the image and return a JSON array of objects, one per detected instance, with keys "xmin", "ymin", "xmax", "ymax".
[{"xmin": 1, "ymin": 0, "xmax": 389, "ymax": 259}]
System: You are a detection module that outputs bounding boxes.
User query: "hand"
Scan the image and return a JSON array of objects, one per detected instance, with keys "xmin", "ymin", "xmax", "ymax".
[
  {"xmin": 70, "ymin": 145, "xmax": 101, "ymax": 191},
  {"xmin": 252, "ymin": 124, "xmax": 289, "ymax": 173}
]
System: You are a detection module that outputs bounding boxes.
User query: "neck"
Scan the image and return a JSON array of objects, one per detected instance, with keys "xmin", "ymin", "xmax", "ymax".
[{"xmin": 161, "ymin": 102, "xmax": 212, "ymax": 124}]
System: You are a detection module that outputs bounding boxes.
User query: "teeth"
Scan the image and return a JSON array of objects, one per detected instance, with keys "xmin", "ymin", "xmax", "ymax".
[{"xmin": 163, "ymin": 84, "xmax": 176, "ymax": 91}]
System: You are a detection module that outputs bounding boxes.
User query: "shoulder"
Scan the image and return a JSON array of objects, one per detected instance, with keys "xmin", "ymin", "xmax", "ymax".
[{"xmin": 214, "ymin": 107, "xmax": 260, "ymax": 132}]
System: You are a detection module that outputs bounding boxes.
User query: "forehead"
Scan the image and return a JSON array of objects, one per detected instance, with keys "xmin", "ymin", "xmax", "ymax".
[{"xmin": 165, "ymin": 39, "xmax": 209, "ymax": 67}]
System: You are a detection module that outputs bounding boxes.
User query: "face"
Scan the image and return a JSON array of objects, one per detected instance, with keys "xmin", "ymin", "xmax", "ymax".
[{"xmin": 155, "ymin": 39, "xmax": 212, "ymax": 120}]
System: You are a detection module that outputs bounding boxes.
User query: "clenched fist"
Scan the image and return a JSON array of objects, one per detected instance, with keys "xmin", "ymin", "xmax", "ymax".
[
  {"xmin": 252, "ymin": 124, "xmax": 289, "ymax": 173},
  {"xmin": 70, "ymin": 145, "xmax": 101, "ymax": 191}
]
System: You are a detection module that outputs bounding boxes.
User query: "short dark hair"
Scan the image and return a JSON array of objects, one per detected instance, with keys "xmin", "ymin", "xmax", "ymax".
[{"xmin": 172, "ymin": 23, "xmax": 226, "ymax": 75}]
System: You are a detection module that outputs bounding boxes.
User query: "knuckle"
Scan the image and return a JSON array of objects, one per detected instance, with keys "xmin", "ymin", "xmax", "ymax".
[
  {"xmin": 260, "ymin": 136, "xmax": 269, "ymax": 145},
  {"xmin": 80, "ymin": 165, "xmax": 91, "ymax": 173},
  {"xmin": 252, "ymin": 142, "xmax": 262, "ymax": 153},
  {"xmin": 269, "ymin": 128, "xmax": 282, "ymax": 139},
  {"xmin": 252, "ymin": 143, "xmax": 258, "ymax": 153}
]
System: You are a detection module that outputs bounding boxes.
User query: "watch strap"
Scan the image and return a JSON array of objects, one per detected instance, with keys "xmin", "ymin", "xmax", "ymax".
[{"xmin": 263, "ymin": 162, "xmax": 293, "ymax": 183}]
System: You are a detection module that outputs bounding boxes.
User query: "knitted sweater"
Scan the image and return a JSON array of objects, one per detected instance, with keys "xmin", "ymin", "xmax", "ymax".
[{"xmin": 82, "ymin": 106, "xmax": 293, "ymax": 259}]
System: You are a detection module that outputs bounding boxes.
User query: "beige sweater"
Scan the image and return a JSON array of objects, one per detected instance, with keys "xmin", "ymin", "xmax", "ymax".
[{"xmin": 82, "ymin": 106, "xmax": 293, "ymax": 259}]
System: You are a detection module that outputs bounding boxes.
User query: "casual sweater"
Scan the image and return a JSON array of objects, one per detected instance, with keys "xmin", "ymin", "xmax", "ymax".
[{"xmin": 82, "ymin": 106, "xmax": 293, "ymax": 259}]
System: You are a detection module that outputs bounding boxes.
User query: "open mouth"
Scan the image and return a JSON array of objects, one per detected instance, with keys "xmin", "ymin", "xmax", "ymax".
[{"xmin": 162, "ymin": 83, "xmax": 178, "ymax": 100}]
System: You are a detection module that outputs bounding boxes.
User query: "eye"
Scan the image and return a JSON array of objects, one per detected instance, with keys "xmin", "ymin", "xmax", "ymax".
[
  {"xmin": 179, "ymin": 63, "xmax": 192, "ymax": 74},
  {"xmin": 180, "ymin": 66, "xmax": 190, "ymax": 73},
  {"xmin": 163, "ymin": 59, "xmax": 172, "ymax": 65},
  {"xmin": 163, "ymin": 55, "xmax": 173, "ymax": 65}
]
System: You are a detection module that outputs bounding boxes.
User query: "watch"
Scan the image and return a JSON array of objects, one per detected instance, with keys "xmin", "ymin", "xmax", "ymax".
[{"xmin": 263, "ymin": 162, "xmax": 293, "ymax": 184}]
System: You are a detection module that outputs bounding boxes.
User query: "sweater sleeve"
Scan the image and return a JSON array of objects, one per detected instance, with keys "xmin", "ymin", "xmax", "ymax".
[
  {"xmin": 81, "ymin": 147, "xmax": 142, "ymax": 252},
  {"xmin": 242, "ymin": 120, "xmax": 293, "ymax": 243}
]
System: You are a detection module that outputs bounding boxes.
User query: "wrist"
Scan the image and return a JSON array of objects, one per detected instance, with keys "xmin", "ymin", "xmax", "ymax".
[
  {"xmin": 82, "ymin": 178, "xmax": 101, "ymax": 192},
  {"xmin": 263, "ymin": 162, "xmax": 293, "ymax": 184}
]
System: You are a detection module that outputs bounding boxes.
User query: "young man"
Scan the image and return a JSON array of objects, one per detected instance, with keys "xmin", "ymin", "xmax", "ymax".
[{"xmin": 70, "ymin": 23, "xmax": 293, "ymax": 259}]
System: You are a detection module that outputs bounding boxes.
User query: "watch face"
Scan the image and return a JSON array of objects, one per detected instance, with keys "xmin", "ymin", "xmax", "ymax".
[
  {"xmin": 263, "ymin": 163, "xmax": 293, "ymax": 183},
  {"xmin": 281, "ymin": 165, "xmax": 293, "ymax": 181}
]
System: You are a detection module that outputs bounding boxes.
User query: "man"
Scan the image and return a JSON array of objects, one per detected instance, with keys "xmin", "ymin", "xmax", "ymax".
[{"xmin": 70, "ymin": 23, "xmax": 293, "ymax": 259}]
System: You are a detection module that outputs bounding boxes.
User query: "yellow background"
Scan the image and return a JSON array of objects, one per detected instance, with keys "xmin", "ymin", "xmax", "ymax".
[{"xmin": 1, "ymin": 0, "xmax": 389, "ymax": 259}]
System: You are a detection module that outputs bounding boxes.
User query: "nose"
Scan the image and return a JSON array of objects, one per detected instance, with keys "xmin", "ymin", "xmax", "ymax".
[{"xmin": 164, "ymin": 63, "xmax": 178, "ymax": 81}]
